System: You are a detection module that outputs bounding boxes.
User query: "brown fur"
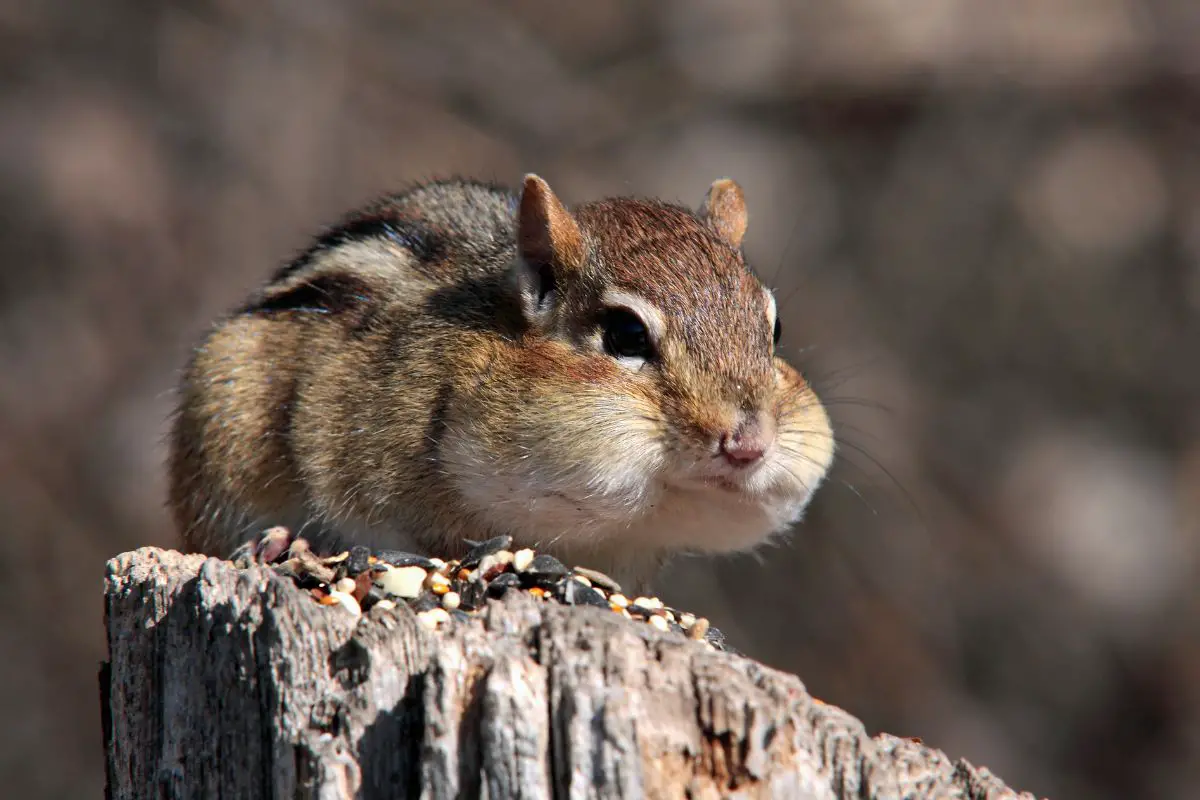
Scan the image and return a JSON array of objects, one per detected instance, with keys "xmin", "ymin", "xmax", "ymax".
[{"xmin": 168, "ymin": 175, "xmax": 834, "ymax": 587}]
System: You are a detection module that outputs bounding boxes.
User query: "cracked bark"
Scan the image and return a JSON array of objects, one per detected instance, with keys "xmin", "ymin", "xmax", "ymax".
[{"xmin": 102, "ymin": 548, "xmax": 1037, "ymax": 799}]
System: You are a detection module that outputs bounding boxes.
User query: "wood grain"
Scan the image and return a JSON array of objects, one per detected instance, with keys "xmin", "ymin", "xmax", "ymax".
[{"xmin": 102, "ymin": 548, "xmax": 1036, "ymax": 799}]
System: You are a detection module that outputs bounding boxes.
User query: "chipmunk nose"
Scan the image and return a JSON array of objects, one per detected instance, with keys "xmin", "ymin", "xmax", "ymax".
[{"xmin": 719, "ymin": 413, "xmax": 776, "ymax": 466}]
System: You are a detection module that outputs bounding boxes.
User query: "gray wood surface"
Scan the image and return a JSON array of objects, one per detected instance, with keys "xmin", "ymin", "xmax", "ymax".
[{"xmin": 102, "ymin": 547, "xmax": 1037, "ymax": 799}]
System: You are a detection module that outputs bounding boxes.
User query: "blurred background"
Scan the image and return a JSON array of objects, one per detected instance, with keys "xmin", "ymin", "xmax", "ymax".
[{"xmin": 3, "ymin": 1, "xmax": 1198, "ymax": 797}]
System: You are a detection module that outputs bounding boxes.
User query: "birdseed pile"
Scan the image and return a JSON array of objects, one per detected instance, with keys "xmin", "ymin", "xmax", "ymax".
[{"xmin": 231, "ymin": 527, "xmax": 728, "ymax": 651}]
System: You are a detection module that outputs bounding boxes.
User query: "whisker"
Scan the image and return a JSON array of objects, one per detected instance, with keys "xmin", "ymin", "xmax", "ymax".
[
  {"xmin": 835, "ymin": 478, "xmax": 877, "ymax": 516},
  {"xmin": 805, "ymin": 354, "xmax": 888, "ymax": 383},
  {"xmin": 821, "ymin": 396, "xmax": 897, "ymax": 415},
  {"xmin": 829, "ymin": 435, "xmax": 925, "ymax": 526},
  {"xmin": 818, "ymin": 420, "xmax": 882, "ymax": 446}
]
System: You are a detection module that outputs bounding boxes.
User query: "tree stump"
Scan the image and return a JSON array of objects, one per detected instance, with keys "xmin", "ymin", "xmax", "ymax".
[{"xmin": 101, "ymin": 547, "xmax": 1036, "ymax": 799}]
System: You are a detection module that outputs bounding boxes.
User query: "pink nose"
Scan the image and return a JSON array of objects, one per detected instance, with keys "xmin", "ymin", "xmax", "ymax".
[{"xmin": 720, "ymin": 420, "xmax": 773, "ymax": 466}]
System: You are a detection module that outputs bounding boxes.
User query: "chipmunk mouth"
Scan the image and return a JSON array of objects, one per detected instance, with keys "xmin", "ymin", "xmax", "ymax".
[
  {"xmin": 666, "ymin": 471, "xmax": 759, "ymax": 498},
  {"xmin": 697, "ymin": 475, "xmax": 743, "ymax": 493}
]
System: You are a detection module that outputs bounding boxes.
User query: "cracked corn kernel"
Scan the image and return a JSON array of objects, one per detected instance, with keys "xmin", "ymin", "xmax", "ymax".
[
  {"xmin": 327, "ymin": 590, "xmax": 361, "ymax": 617},
  {"xmin": 288, "ymin": 538, "xmax": 727, "ymax": 651},
  {"xmin": 374, "ymin": 565, "xmax": 427, "ymax": 599},
  {"xmin": 512, "ymin": 548, "xmax": 535, "ymax": 572}
]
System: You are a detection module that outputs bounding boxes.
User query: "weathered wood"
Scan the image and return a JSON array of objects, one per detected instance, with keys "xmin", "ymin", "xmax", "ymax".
[{"xmin": 102, "ymin": 548, "xmax": 1036, "ymax": 799}]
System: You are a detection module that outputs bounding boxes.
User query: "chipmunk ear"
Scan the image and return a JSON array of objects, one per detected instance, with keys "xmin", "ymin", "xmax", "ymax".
[
  {"xmin": 699, "ymin": 178, "xmax": 747, "ymax": 250},
  {"xmin": 515, "ymin": 174, "xmax": 585, "ymax": 320}
]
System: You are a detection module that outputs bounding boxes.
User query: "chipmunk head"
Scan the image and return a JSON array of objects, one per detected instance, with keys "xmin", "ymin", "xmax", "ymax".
[{"xmin": 441, "ymin": 175, "xmax": 834, "ymax": 559}]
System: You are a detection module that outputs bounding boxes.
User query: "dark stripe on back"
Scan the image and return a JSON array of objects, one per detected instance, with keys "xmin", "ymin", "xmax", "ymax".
[
  {"xmin": 242, "ymin": 273, "xmax": 375, "ymax": 316},
  {"xmin": 272, "ymin": 213, "xmax": 447, "ymax": 282}
]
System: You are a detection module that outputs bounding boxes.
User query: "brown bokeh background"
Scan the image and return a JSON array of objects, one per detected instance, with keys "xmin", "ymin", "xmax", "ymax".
[{"xmin": 5, "ymin": 2, "xmax": 1199, "ymax": 798}]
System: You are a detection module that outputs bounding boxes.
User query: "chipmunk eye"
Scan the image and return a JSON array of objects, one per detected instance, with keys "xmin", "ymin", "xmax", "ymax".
[
  {"xmin": 601, "ymin": 309, "xmax": 653, "ymax": 360},
  {"xmin": 773, "ymin": 317, "xmax": 782, "ymax": 345}
]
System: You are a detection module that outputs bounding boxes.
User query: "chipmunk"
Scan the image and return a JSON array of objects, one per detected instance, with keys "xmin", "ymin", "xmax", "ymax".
[{"xmin": 168, "ymin": 174, "xmax": 834, "ymax": 589}]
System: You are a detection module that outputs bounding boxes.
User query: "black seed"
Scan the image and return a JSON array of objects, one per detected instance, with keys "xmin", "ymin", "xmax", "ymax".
[
  {"xmin": 522, "ymin": 554, "xmax": 569, "ymax": 580},
  {"xmin": 703, "ymin": 627, "xmax": 727, "ymax": 650},
  {"xmin": 557, "ymin": 579, "xmax": 580, "ymax": 604},
  {"xmin": 459, "ymin": 581, "xmax": 486, "ymax": 610},
  {"xmin": 345, "ymin": 546, "xmax": 371, "ymax": 576},
  {"xmin": 294, "ymin": 571, "xmax": 326, "ymax": 592},
  {"xmin": 449, "ymin": 609, "xmax": 473, "ymax": 624},
  {"xmin": 461, "ymin": 535, "xmax": 514, "ymax": 568},
  {"xmin": 669, "ymin": 622, "xmax": 686, "ymax": 636},
  {"xmin": 487, "ymin": 572, "xmax": 521, "ymax": 597},
  {"xmin": 361, "ymin": 586, "xmax": 387, "ymax": 611},
  {"xmin": 570, "ymin": 566, "xmax": 621, "ymax": 593},
  {"xmin": 583, "ymin": 591, "xmax": 609, "ymax": 609},
  {"xmin": 411, "ymin": 592, "xmax": 440, "ymax": 613},
  {"xmin": 561, "ymin": 580, "xmax": 609, "ymax": 608},
  {"xmin": 374, "ymin": 550, "xmax": 438, "ymax": 570}
]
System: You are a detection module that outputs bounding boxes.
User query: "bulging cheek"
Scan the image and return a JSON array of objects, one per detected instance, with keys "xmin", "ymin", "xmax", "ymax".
[
  {"xmin": 448, "ymin": 388, "xmax": 669, "ymax": 510},
  {"xmin": 532, "ymin": 402, "xmax": 668, "ymax": 498}
]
